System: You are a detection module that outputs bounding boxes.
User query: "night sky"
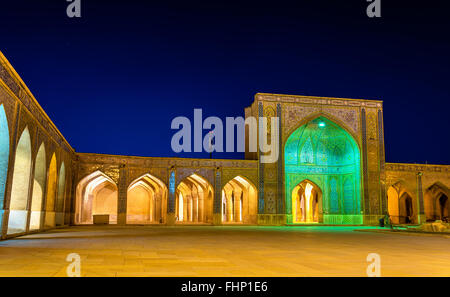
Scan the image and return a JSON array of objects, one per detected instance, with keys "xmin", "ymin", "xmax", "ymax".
[{"xmin": 1, "ymin": 0, "xmax": 449, "ymax": 164}]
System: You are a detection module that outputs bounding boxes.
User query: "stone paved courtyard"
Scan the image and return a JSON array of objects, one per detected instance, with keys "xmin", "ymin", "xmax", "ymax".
[{"xmin": 0, "ymin": 226, "xmax": 449, "ymax": 277}]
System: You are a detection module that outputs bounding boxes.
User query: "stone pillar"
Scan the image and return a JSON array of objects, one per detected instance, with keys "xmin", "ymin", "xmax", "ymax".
[
  {"xmin": 234, "ymin": 189, "xmax": 242, "ymax": 222},
  {"xmin": 361, "ymin": 108, "xmax": 370, "ymax": 224},
  {"xmin": 378, "ymin": 110, "xmax": 387, "ymax": 214},
  {"xmin": 417, "ymin": 172, "xmax": 426, "ymax": 224},
  {"xmin": 25, "ymin": 128, "xmax": 39, "ymax": 232},
  {"xmin": 257, "ymin": 102, "xmax": 265, "ymax": 224},
  {"xmin": 1, "ymin": 104, "xmax": 20, "ymax": 239},
  {"xmin": 198, "ymin": 191, "xmax": 204, "ymax": 223},
  {"xmin": 212, "ymin": 168, "xmax": 222, "ymax": 225},
  {"xmin": 149, "ymin": 194, "xmax": 155, "ymax": 222},
  {"xmin": 117, "ymin": 164, "xmax": 128, "ymax": 225},
  {"xmin": 167, "ymin": 170, "xmax": 176, "ymax": 225},
  {"xmin": 276, "ymin": 103, "xmax": 285, "ymax": 223},
  {"xmin": 225, "ymin": 190, "xmax": 233, "ymax": 222},
  {"xmin": 192, "ymin": 186, "xmax": 198, "ymax": 223},
  {"xmin": 185, "ymin": 194, "xmax": 191, "ymax": 222}
]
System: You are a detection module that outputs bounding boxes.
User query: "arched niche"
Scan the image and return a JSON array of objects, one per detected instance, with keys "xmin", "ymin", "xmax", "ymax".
[
  {"xmin": 175, "ymin": 174, "xmax": 213, "ymax": 224},
  {"xmin": 221, "ymin": 176, "xmax": 257, "ymax": 224},
  {"xmin": 387, "ymin": 182, "xmax": 417, "ymax": 224},
  {"xmin": 0, "ymin": 104, "xmax": 9, "ymax": 232},
  {"xmin": 55, "ymin": 162, "xmax": 66, "ymax": 226},
  {"xmin": 75, "ymin": 171, "xmax": 118, "ymax": 224},
  {"xmin": 7, "ymin": 127, "xmax": 32, "ymax": 234},
  {"xmin": 44, "ymin": 154, "xmax": 57, "ymax": 228},
  {"xmin": 127, "ymin": 173, "xmax": 168, "ymax": 224},
  {"xmin": 424, "ymin": 183, "xmax": 450, "ymax": 222},
  {"xmin": 29, "ymin": 143, "xmax": 46, "ymax": 230}
]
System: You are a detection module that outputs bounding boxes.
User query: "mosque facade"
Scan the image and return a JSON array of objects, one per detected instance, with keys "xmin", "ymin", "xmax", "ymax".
[{"xmin": 0, "ymin": 51, "xmax": 449, "ymax": 239}]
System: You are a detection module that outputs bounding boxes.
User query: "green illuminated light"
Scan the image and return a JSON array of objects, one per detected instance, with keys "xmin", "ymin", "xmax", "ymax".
[{"xmin": 284, "ymin": 116, "xmax": 362, "ymax": 225}]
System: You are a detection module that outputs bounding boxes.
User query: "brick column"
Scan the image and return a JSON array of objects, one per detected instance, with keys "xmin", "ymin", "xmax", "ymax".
[
  {"xmin": 167, "ymin": 169, "xmax": 176, "ymax": 225},
  {"xmin": 417, "ymin": 172, "xmax": 426, "ymax": 224},
  {"xmin": 213, "ymin": 168, "xmax": 222, "ymax": 225},
  {"xmin": 117, "ymin": 164, "xmax": 128, "ymax": 225},
  {"xmin": 361, "ymin": 108, "xmax": 370, "ymax": 223}
]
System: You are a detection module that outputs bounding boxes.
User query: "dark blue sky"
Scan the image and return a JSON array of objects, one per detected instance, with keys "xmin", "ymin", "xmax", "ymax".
[{"xmin": 1, "ymin": 0, "xmax": 449, "ymax": 164}]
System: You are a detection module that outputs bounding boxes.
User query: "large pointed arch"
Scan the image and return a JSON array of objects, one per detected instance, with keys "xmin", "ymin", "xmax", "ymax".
[
  {"xmin": 44, "ymin": 153, "xmax": 57, "ymax": 228},
  {"xmin": 127, "ymin": 173, "xmax": 168, "ymax": 224},
  {"xmin": 175, "ymin": 173, "xmax": 214, "ymax": 224},
  {"xmin": 284, "ymin": 115, "xmax": 362, "ymax": 225},
  {"xmin": 7, "ymin": 127, "xmax": 32, "ymax": 234},
  {"xmin": 29, "ymin": 142, "xmax": 46, "ymax": 230},
  {"xmin": 0, "ymin": 104, "xmax": 9, "ymax": 232},
  {"xmin": 75, "ymin": 170, "xmax": 118, "ymax": 224},
  {"xmin": 55, "ymin": 161, "xmax": 66, "ymax": 226}
]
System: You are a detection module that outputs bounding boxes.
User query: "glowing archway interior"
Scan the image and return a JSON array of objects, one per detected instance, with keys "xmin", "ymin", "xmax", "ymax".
[
  {"xmin": 55, "ymin": 162, "xmax": 66, "ymax": 226},
  {"xmin": 292, "ymin": 180, "xmax": 322, "ymax": 223},
  {"xmin": 44, "ymin": 154, "xmax": 57, "ymax": 228},
  {"xmin": 29, "ymin": 143, "xmax": 46, "ymax": 230},
  {"xmin": 285, "ymin": 116, "xmax": 362, "ymax": 225},
  {"xmin": 75, "ymin": 171, "xmax": 118, "ymax": 224},
  {"xmin": 222, "ymin": 176, "xmax": 257, "ymax": 224},
  {"xmin": 0, "ymin": 104, "xmax": 9, "ymax": 232},
  {"xmin": 127, "ymin": 174, "xmax": 168, "ymax": 224},
  {"xmin": 424, "ymin": 183, "xmax": 449, "ymax": 223},
  {"xmin": 176, "ymin": 174, "xmax": 213, "ymax": 223},
  {"xmin": 387, "ymin": 182, "xmax": 417, "ymax": 224},
  {"xmin": 7, "ymin": 127, "xmax": 31, "ymax": 234}
]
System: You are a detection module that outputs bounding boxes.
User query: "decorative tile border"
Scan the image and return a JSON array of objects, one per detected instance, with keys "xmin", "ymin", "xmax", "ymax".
[{"xmin": 257, "ymin": 93, "xmax": 383, "ymax": 108}]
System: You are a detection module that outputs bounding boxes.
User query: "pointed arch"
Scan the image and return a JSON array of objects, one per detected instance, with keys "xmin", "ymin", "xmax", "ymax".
[
  {"xmin": 29, "ymin": 142, "xmax": 46, "ymax": 230},
  {"xmin": 0, "ymin": 104, "xmax": 9, "ymax": 231},
  {"xmin": 127, "ymin": 173, "xmax": 168, "ymax": 224},
  {"xmin": 424, "ymin": 182, "xmax": 450, "ymax": 222},
  {"xmin": 44, "ymin": 153, "xmax": 57, "ymax": 228},
  {"xmin": 399, "ymin": 193, "xmax": 414, "ymax": 224},
  {"xmin": 222, "ymin": 175, "xmax": 257, "ymax": 224},
  {"xmin": 291, "ymin": 179, "xmax": 323, "ymax": 223},
  {"xmin": 7, "ymin": 127, "xmax": 32, "ymax": 234},
  {"xmin": 75, "ymin": 170, "xmax": 118, "ymax": 224},
  {"xmin": 55, "ymin": 161, "xmax": 66, "ymax": 226},
  {"xmin": 284, "ymin": 112, "xmax": 361, "ymax": 152},
  {"xmin": 387, "ymin": 181, "xmax": 417, "ymax": 224},
  {"xmin": 284, "ymin": 115, "xmax": 362, "ymax": 225},
  {"xmin": 175, "ymin": 173, "xmax": 213, "ymax": 224}
]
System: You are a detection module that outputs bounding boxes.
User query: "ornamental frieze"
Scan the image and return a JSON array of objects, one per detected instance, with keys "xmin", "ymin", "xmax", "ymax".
[
  {"xmin": 386, "ymin": 163, "xmax": 449, "ymax": 173},
  {"xmin": 257, "ymin": 93, "xmax": 382, "ymax": 108},
  {"xmin": 77, "ymin": 153, "xmax": 257, "ymax": 169}
]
